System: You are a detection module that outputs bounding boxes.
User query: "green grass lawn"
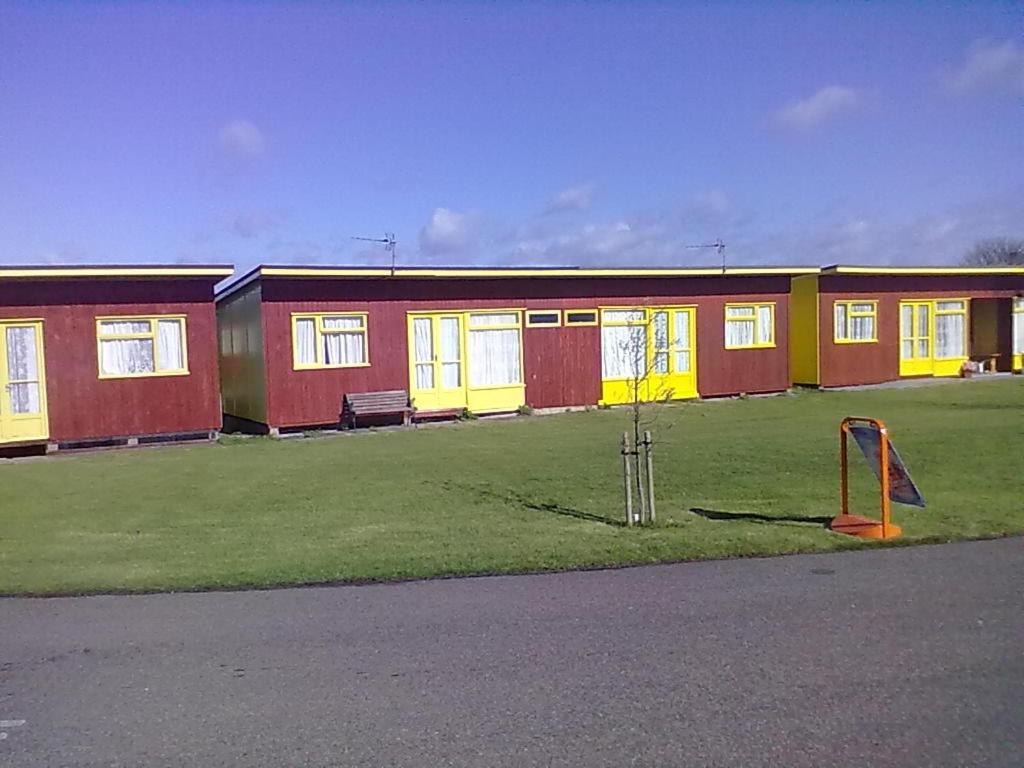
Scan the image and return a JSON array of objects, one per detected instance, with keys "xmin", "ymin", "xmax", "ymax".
[{"xmin": 2, "ymin": 379, "xmax": 1022, "ymax": 595}]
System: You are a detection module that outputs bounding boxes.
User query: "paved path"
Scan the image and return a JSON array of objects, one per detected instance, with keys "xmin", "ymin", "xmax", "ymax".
[{"xmin": 1, "ymin": 539, "xmax": 1022, "ymax": 767}]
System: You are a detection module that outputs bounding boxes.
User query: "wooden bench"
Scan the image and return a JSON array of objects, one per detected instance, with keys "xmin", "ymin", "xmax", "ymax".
[{"xmin": 341, "ymin": 390, "xmax": 415, "ymax": 429}]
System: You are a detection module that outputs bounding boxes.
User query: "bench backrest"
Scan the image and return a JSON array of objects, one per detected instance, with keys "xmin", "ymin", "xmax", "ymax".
[{"xmin": 343, "ymin": 390, "xmax": 411, "ymax": 413}]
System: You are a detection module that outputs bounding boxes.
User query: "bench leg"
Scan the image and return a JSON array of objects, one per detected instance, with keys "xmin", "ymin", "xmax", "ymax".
[{"xmin": 402, "ymin": 411, "xmax": 411, "ymax": 427}]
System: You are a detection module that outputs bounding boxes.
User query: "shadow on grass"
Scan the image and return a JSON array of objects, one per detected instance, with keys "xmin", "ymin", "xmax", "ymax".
[
  {"xmin": 521, "ymin": 499, "xmax": 626, "ymax": 528},
  {"xmin": 690, "ymin": 507, "xmax": 832, "ymax": 528},
  {"xmin": 440, "ymin": 480, "xmax": 625, "ymax": 528}
]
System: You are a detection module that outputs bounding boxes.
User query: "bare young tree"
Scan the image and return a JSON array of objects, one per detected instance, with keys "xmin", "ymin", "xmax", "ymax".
[
  {"xmin": 616, "ymin": 312, "xmax": 675, "ymax": 525},
  {"xmin": 962, "ymin": 238, "xmax": 1024, "ymax": 266}
]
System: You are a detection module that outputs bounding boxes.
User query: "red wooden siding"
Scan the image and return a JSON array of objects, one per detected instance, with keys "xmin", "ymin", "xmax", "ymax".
[
  {"xmin": 0, "ymin": 279, "xmax": 222, "ymax": 441},
  {"xmin": 816, "ymin": 274, "xmax": 1024, "ymax": 387},
  {"xmin": 255, "ymin": 276, "xmax": 793, "ymax": 429}
]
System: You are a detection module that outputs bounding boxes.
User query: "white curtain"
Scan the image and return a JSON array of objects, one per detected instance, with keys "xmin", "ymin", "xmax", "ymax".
[
  {"xmin": 100, "ymin": 320, "xmax": 150, "ymax": 335},
  {"xmin": 756, "ymin": 305, "xmax": 773, "ymax": 344},
  {"xmin": 439, "ymin": 317, "xmax": 461, "ymax": 388},
  {"xmin": 834, "ymin": 304, "xmax": 847, "ymax": 338},
  {"xmin": 652, "ymin": 312, "xmax": 668, "ymax": 374},
  {"xmin": 6, "ymin": 326, "xmax": 40, "ymax": 414},
  {"xmin": 850, "ymin": 315, "xmax": 874, "ymax": 340},
  {"xmin": 673, "ymin": 311, "xmax": 691, "ymax": 372},
  {"xmin": 1014, "ymin": 301, "xmax": 1024, "ymax": 354},
  {"xmin": 935, "ymin": 313, "xmax": 965, "ymax": 358},
  {"xmin": 294, "ymin": 318, "xmax": 316, "ymax": 365},
  {"xmin": 900, "ymin": 305, "xmax": 914, "ymax": 358},
  {"xmin": 321, "ymin": 316, "xmax": 366, "ymax": 365},
  {"xmin": 601, "ymin": 324, "xmax": 645, "ymax": 379},
  {"xmin": 916, "ymin": 306, "xmax": 930, "ymax": 357},
  {"xmin": 469, "ymin": 328, "xmax": 521, "ymax": 387},
  {"xmin": 469, "ymin": 312, "xmax": 518, "ymax": 326},
  {"xmin": 413, "ymin": 317, "xmax": 434, "ymax": 389},
  {"xmin": 725, "ymin": 307, "xmax": 755, "ymax": 347},
  {"xmin": 100, "ymin": 338, "xmax": 154, "ymax": 375},
  {"xmin": 157, "ymin": 320, "xmax": 184, "ymax": 370}
]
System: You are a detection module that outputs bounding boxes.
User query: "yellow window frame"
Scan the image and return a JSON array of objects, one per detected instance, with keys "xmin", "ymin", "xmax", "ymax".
[
  {"xmin": 465, "ymin": 310, "xmax": 525, "ymax": 390},
  {"xmin": 933, "ymin": 298, "xmax": 968, "ymax": 361},
  {"xmin": 724, "ymin": 302, "xmax": 775, "ymax": 350},
  {"xmin": 525, "ymin": 310, "xmax": 562, "ymax": 328},
  {"xmin": 95, "ymin": 314, "xmax": 189, "ymax": 379},
  {"xmin": 564, "ymin": 309, "xmax": 599, "ymax": 327},
  {"xmin": 291, "ymin": 312, "xmax": 370, "ymax": 370},
  {"xmin": 833, "ymin": 300, "xmax": 878, "ymax": 344}
]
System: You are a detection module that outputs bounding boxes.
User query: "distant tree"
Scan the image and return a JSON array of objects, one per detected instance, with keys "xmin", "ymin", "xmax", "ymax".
[{"xmin": 962, "ymin": 238, "xmax": 1024, "ymax": 266}]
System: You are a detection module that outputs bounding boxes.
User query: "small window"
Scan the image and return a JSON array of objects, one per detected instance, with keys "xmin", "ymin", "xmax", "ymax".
[
  {"xmin": 834, "ymin": 300, "xmax": 878, "ymax": 343},
  {"xmin": 565, "ymin": 310, "xmax": 598, "ymax": 326},
  {"xmin": 96, "ymin": 316, "xmax": 188, "ymax": 378},
  {"xmin": 526, "ymin": 310, "xmax": 561, "ymax": 328},
  {"xmin": 724, "ymin": 303, "xmax": 774, "ymax": 349},
  {"xmin": 292, "ymin": 312, "xmax": 369, "ymax": 369}
]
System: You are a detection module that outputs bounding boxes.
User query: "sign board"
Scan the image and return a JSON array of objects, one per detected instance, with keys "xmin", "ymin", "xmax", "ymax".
[{"xmin": 848, "ymin": 424, "xmax": 926, "ymax": 508}]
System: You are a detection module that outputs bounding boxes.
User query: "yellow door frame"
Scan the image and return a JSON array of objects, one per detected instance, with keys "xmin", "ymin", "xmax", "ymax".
[
  {"xmin": 1013, "ymin": 298, "xmax": 1023, "ymax": 372},
  {"xmin": 599, "ymin": 305, "xmax": 698, "ymax": 405},
  {"xmin": 407, "ymin": 309, "xmax": 526, "ymax": 413},
  {"xmin": 0, "ymin": 319, "xmax": 49, "ymax": 444},
  {"xmin": 899, "ymin": 299, "xmax": 969, "ymax": 377}
]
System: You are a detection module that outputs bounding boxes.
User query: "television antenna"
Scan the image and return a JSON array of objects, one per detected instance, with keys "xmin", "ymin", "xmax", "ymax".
[
  {"xmin": 686, "ymin": 238, "xmax": 726, "ymax": 273},
  {"xmin": 351, "ymin": 232, "xmax": 397, "ymax": 275}
]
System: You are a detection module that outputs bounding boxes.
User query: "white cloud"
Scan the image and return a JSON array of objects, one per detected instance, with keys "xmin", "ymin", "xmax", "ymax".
[
  {"xmin": 773, "ymin": 85, "xmax": 861, "ymax": 130},
  {"xmin": 544, "ymin": 183, "xmax": 595, "ymax": 214},
  {"xmin": 218, "ymin": 119, "xmax": 266, "ymax": 158},
  {"xmin": 946, "ymin": 39, "xmax": 1024, "ymax": 94},
  {"xmin": 418, "ymin": 207, "xmax": 478, "ymax": 257}
]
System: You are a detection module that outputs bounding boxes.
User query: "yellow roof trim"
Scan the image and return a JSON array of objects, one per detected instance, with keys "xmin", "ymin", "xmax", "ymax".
[
  {"xmin": 259, "ymin": 266, "xmax": 819, "ymax": 278},
  {"xmin": 0, "ymin": 267, "xmax": 234, "ymax": 279},
  {"xmin": 827, "ymin": 266, "xmax": 1024, "ymax": 276}
]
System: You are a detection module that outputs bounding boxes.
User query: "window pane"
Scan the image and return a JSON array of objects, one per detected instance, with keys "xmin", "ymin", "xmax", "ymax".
[
  {"xmin": 673, "ymin": 350, "xmax": 691, "ymax": 373},
  {"xmin": 726, "ymin": 319, "xmax": 755, "ymax": 347},
  {"xmin": 726, "ymin": 306, "xmax": 752, "ymax": 318},
  {"xmin": 323, "ymin": 315, "xmax": 363, "ymax": 330},
  {"xmin": 917, "ymin": 339, "xmax": 929, "ymax": 357},
  {"xmin": 851, "ymin": 303, "xmax": 874, "ymax": 313},
  {"xmin": 294, "ymin": 318, "xmax": 316, "ymax": 365},
  {"xmin": 652, "ymin": 311, "xmax": 669, "ymax": 350},
  {"xmin": 850, "ymin": 315, "xmax": 875, "ymax": 340},
  {"xmin": 6, "ymin": 326, "xmax": 38, "ymax": 381},
  {"xmin": 156, "ymin": 320, "xmax": 184, "ymax": 371},
  {"xmin": 603, "ymin": 309, "xmax": 644, "ymax": 323},
  {"xmin": 415, "ymin": 363, "xmax": 434, "ymax": 389},
  {"xmin": 469, "ymin": 312, "xmax": 518, "ymax": 326},
  {"xmin": 653, "ymin": 350, "xmax": 668, "ymax": 374},
  {"xmin": 413, "ymin": 318, "xmax": 433, "ymax": 365},
  {"xmin": 901, "ymin": 305, "xmax": 913, "ymax": 337},
  {"xmin": 8, "ymin": 382, "xmax": 40, "ymax": 414},
  {"xmin": 601, "ymin": 324, "xmax": 644, "ymax": 378},
  {"xmin": 673, "ymin": 311, "xmax": 690, "ymax": 349},
  {"xmin": 100, "ymin": 320, "xmax": 151, "ymax": 335},
  {"xmin": 100, "ymin": 338, "xmax": 155, "ymax": 375},
  {"xmin": 566, "ymin": 311, "xmax": 597, "ymax": 324},
  {"xmin": 834, "ymin": 304, "xmax": 848, "ymax": 339},
  {"xmin": 441, "ymin": 362, "xmax": 461, "ymax": 388},
  {"xmin": 935, "ymin": 313, "xmax": 965, "ymax": 358},
  {"xmin": 756, "ymin": 306, "xmax": 773, "ymax": 344},
  {"xmin": 916, "ymin": 306, "xmax": 930, "ymax": 337},
  {"xmin": 936, "ymin": 301, "xmax": 965, "ymax": 312},
  {"xmin": 1014, "ymin": 311, "xmax": 1024, "ymax": 354},
  {"xmin": 323, "ymin": 332, "xmax": 366, "ymax": 365},
  {"xmin": 468, "ymin": 328, "xmax": 521, "ymax": 386},
  {"xmin": 527, "ymin": 312, "xmax": 560, "ymax": 325},
  {"xmin": 901, "ymin": 340, "xmax": 914, "ymax": 359}
]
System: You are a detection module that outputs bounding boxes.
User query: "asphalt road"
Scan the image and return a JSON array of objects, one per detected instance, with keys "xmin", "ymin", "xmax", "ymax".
[{"xmin": 1, "ymin": 539, "xmax": 1022, "ymax": 767}]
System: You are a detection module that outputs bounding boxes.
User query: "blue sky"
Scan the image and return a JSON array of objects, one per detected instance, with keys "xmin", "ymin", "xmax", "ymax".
[{"xmin": 1, "ymin": 1, "xmax": 1022, "ymax": 277}]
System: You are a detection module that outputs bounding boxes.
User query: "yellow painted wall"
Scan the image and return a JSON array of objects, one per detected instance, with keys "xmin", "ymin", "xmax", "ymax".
[
  {"xmin": 217, "ymin": 284, "xmax": 268, "ymax": 424},
  {"xmin": 789, "ymin": 275, "xmax": 819, "ymax": 385}
]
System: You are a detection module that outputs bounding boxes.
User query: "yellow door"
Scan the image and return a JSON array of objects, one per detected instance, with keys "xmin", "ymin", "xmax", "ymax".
[
  {"xmin": 1014, "ymin": 299, "xmax": 1023, "ymax": 372},
  {"xmin": 0, "ymin": 321, "xmax": 49, "ymax": 443},
  {"xmin": 408, "ymin": 314, "xmax": 467, "ymax": 411},
  {"xmin": 899, "ymin": 301, "xmax": 933, "ymax": 376},
  {"xmin": 601, "ymin": 306, "xmax": 698, "ymax": 404}
]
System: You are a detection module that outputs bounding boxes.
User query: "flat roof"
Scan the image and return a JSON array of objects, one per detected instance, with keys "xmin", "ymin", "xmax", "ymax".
[
  {"xmin": 822, "ymin": 265, "xmax": 1024, "ymax": 276},
  {"xmin": 217, "ymin": 263, "xmax": 819, "ymax": 301},
  {"xmin": 0, "ymin": 265, "xmax": 234, "ymax": 279}
]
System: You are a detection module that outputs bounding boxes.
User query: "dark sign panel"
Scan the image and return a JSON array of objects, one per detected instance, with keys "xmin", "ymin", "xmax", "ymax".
[{"xmin": 848, "ymin": 424, "xmax": 926, "ymax": 508}]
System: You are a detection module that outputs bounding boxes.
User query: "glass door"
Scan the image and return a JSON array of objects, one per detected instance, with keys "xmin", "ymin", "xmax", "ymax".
[
  {"xmin": 408, "ymin": 314, "xmax": 467, "ymax": 411},
  {"xmin": 899, "ymin": 301, "xmax": 933, "ymax": 376},
  {"xmin": 0, "ymin": 321, "xmax": 49, "ymax": 443}
]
